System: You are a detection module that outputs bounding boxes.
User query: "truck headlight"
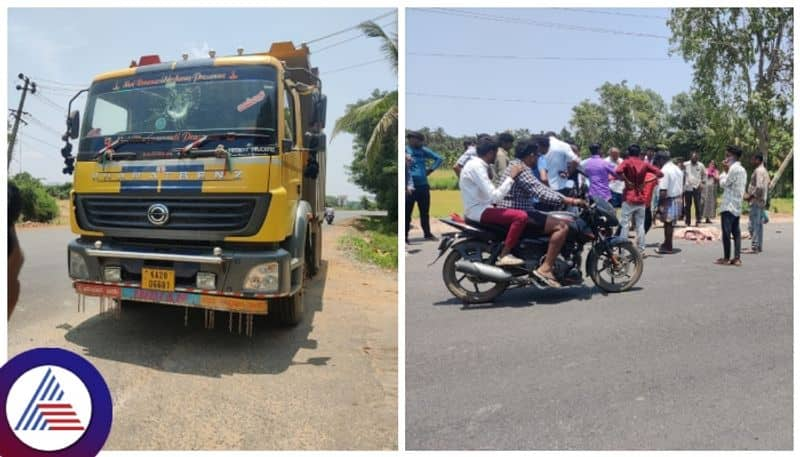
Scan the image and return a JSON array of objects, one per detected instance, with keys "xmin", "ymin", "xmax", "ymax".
[
  {"xmin": 103, "ymin": 266, "xmax": 122, "ymax": 282},
  {"xmin": 69, "ymin": 251, "xmax": 90, "ymax": 279},
  {"xmin": 196, "ymin": 272, "xmax": 216, "ymax": 290},
  {"xmin": 243, "ymin": 262, "xmax": 279, "ymax": 293}
]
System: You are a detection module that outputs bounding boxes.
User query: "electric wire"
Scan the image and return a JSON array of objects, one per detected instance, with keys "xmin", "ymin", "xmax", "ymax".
[
  {"xmin": 412, "ymin": 8, "xmax": 671, "ymax": 40},
  {"xmin": 407, "ymin": 91, "xmax": 574, "ymax": 105},
  {"xmin": 304, "ymin": 11, "xmax": 395, "ymax": 45},
  {"xmin": 325, "ymin": 58, "xmax": 388, "ymax": 75},
  {"xmin": 550, "ymin": 7, "xmax": 670, "ymax": 20},
  {"xmin": 314, "ymin": 20, "xmax": 397, "ymax": 54},
  {"xmin": 408, "ymin": 52, "xmax": 673, "ymax": 62}
]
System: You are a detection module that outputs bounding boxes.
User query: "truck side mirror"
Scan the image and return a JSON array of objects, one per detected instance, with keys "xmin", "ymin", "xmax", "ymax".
[
  {"xmin": 67, "ymin": 110, "xmax": 80, "ymax": 139},
  {"xmin": 312, "ymin": 94, "xmax": 327, "ymax": 130},
  {"xmin": 304, "ymin": 131, "xmax": 326, "ymax": 153}
]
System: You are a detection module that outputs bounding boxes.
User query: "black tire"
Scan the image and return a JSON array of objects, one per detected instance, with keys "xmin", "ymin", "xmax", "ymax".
[
  {"xmin": 442, "ymin": 241, "xmax": 508, "ymax": 303},
  {"xmin": 270, "ymin": 289, "xmax": 304, "ymax": 326},
  {"xmin": 587, "ymin": 242, "xmax": 643, "ymax": 293},
  {"xmin": 305, "ymin": 226, "xmax": 320, "ymax": 278}
]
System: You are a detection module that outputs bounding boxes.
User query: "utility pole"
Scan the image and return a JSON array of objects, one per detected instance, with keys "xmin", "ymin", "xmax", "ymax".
[{"xmin": 8, "ymin": 73, "xmax": 36, "ymax": 169}]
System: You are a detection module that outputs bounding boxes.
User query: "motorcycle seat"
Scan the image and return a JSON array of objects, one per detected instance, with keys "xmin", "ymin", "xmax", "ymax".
[{"xmin": 465, "ymin": 219, "xmax": 508, "ymax": 234}]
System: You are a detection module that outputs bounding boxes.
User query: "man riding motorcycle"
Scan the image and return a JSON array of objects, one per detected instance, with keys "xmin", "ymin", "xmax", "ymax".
[
  {"xmin": 496, "ymin": 140, "xmax": 587, "ymax": 287},
  {"xmin": 459, "ymin": 137, "xmax": 527, "ymax": 266}
]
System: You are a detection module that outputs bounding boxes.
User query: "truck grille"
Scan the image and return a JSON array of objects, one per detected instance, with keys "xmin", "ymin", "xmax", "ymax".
[{"xmin": 75, "ymin": 195, "xmax": 269, "ymax": 240}]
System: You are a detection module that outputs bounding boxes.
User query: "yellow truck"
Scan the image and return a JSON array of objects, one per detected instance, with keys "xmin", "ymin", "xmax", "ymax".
[{"xmin": 61, "ymin": 42, "xmax": 327, "ymax": 332}]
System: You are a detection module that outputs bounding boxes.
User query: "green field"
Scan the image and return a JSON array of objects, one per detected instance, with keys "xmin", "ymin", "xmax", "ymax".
[
  {"xmin": 410, "ymin": 191, "xmax": 793, "ymax": 220},
  {"xmin": 409, "ymin": 190, "xmax": 463, "ymax": 219},
  {"xmin": 427, "ymin": 169, "xmax": 458, "ymax": 190},
  {"xmin": 770, "ymin": 198, "xmax": 793, "ymax": 215}
]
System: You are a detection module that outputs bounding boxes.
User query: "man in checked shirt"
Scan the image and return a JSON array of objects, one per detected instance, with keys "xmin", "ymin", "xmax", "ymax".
[{"xmin": 496, "ymin": 140, "xmax": 587, "ymax": 287}]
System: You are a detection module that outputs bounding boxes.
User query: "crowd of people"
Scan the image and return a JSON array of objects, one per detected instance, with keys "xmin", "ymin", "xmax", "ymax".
[{"xmin": 406, "ymin": 130, "xmax": 771, "ymax": 281}]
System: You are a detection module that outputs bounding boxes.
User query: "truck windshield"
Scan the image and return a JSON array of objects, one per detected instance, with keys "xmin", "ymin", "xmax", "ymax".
[{"xmin": 78, "ymin": 65, "xmax": 278, "ymax": 159}]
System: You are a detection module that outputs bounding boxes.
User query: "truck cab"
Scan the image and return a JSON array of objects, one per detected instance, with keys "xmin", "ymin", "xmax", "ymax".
[{"xmin": 63, "ymin": 42, "xmax": 326, "ymax": 330}]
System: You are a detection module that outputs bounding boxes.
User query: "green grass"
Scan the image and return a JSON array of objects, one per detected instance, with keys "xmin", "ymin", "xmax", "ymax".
[
  {"xmin": 769, "ymin": 197, "xmax": 793, "ymax": 215},
  {"xmin": 338, "ymin": 216, "xmax": 397, "ymax": 270},
  {"xmin": 410, "ymin": 192, "xmax": 792, "ymax": 220},
  {"xmin": 410, "ymin": 190, "xmax": 463, "ymax": 219},
  {"xmin": 427, "ymin": 169, "xmax": 458, "ymax": 190}
]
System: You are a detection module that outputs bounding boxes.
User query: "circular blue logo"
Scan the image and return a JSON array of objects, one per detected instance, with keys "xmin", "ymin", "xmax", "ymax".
[{"xmin": 0, "ymin": 348, "xmax": 112, "ymax": 457}]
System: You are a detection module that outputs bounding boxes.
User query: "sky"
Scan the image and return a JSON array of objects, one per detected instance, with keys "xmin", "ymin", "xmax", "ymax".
[
  {"xmin": 7, "ymin": 7, "xmax": 396, "ymax": 198},
  {"xmin": 406, "ymin": 7, "xmax": 695, "ymax": 138}
]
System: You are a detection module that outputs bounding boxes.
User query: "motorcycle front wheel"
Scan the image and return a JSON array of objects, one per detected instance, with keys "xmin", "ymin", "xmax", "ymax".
[
  {"xmin": 587, "ymin": 242, "xmax": 643, "ymax": 293},
  {"xmin": 442, "ymin": 241, "xmax": 508, "ymax": 303}
]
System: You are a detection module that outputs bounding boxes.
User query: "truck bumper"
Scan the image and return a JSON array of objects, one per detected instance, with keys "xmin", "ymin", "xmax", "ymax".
[{"xmin": 68, "ymin": 238, "xmax": 301, "ymax": 314}]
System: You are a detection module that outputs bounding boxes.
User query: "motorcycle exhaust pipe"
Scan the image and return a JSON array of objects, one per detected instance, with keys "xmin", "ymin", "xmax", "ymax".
[{"xmin": 455, "ymin": 260, "xmax": 513, "ymax": 282}]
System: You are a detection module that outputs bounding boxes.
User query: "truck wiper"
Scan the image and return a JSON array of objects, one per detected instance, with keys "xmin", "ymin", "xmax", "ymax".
[
  {"xmin": 94, "ymin": 136, "xmax": 159, "ymax": 161},
  {"xmin": 179, "ymin": 132, "xmax": 274, "ymax": 159},
  {"xmin": 180, "ymin": 135, "xmax": 209, "ymax": 156}
]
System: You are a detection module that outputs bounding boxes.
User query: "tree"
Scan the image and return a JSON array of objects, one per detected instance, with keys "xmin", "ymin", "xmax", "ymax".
[
  {"xmin": 10, "ymin": 172, "xmax": 59, "ymax": 223},
  {"xmin": 332, "ymin": 21, "xmax": 398, "ymax": 218},
  {"xmin": 668, "ymin": 8, "xmax": 793, "ymax": 165},
  {"xmin": 343, "ymin": 90, "xmax": 398, "ymax": 218},
  {"xmin": 360, "ymin": 196, "xmax": 371, "ymax": 210},
  {"xmin": 332, "ymin": 21, "xmax": 398, "ymax": 160},
  {"xmin": 569, "ymin": 81, "xmax": 668, "ymax": 151},
  {"xmin": 570, "ymin": 100, "xmax": 608, "ymax": 150}
]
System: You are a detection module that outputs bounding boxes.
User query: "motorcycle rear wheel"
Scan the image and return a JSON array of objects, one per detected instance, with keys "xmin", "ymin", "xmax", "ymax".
[
  {"xmin": 442, "ymin": 242, "xmax": 508, "ymax": 303},
  {"xmin": 587, "ymin": 242, "xmax": 643, "ymax": 292}
]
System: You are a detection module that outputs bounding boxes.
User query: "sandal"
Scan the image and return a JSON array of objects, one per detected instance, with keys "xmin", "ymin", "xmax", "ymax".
[
  {"xmin": 729, "ymin": 258, "xmax": 742, "ymax": 266},
  {"xmin": 533, "ymin": 269, "xmax": 561, "ymax": 288},
  {"xmin": 714, "ymin": 258, "xmax": 729, "ymax": 265}
]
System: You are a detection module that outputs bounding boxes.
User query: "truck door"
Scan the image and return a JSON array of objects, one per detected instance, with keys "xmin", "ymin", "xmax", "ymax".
[{"xmin": 281, "ymin": 85, "xmax": 302, "ymax": 215}]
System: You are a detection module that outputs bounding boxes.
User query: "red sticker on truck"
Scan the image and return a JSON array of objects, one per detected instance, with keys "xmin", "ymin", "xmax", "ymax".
[{"xmin": 237, "ymin": 90, "xmax": 266, "ymax": 112}]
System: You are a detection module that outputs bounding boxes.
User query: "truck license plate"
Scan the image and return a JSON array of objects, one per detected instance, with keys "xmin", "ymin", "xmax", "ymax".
[{"xmin": 141, "ymin": 268, "xmax": 175, "ymax": 292}]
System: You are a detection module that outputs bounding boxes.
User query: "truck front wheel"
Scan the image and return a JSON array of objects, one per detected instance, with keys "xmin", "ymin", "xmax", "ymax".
[{"xmin": 271, "ymin": 289, "xmax": 304, "ymax": 326}]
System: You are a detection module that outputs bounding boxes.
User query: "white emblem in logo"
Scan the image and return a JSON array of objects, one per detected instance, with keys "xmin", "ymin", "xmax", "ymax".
[{"xmin": 5, "ymin": 366, "xmax": 92, "ymax": 451}]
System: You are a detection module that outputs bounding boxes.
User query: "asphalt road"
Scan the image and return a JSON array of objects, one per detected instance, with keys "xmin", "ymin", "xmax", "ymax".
[
  {"xmin": 9, "ymin": 222, "xmax": 397, "ymax": 450},
  {"xmin": 406, "ymin": 222, "xmax": 792, "ymax": 450}
]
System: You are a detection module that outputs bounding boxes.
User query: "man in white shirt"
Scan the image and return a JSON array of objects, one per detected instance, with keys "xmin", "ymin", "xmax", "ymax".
[
  {"xmin": 535, "ymin": 134, "xmax": 579, "ymax": 193},
  {"xmin": 604, "ymin": 147, "xmax": 624, "ymax": 208},
  {"xmin": 454, "ymin": 134, "xmax": 492, "ymax": 177},
  {"xmin": 459, "ymin": 137, "xmax": 527, "ymax": 266},
  {"xmin": 453, "ymin": 139, "xmax": 476, "ymax": 177},
  {"xmin": 716, "ymin": 145, "xmax": 747, "ymax": 265},
  {"xmin": 654, "ymin": 150, "xmax": 684, "ymax": 254}
]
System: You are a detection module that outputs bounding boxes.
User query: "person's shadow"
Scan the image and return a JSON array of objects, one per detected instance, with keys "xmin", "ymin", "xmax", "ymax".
[{"xmin": 62, "ymin": 261, "xmax": 329, "ymax": 378}]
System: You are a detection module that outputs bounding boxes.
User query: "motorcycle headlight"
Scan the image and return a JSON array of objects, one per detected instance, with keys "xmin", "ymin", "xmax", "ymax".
[
  {"xmin": 69, "ymin": 251, "xmax": 90, "ymax": 279},
  {"xmin": 243, "ymin": 262, "xmax": 279, "ymax": 293}
]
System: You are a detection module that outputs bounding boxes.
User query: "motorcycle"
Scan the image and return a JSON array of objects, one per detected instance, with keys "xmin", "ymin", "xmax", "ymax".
[
  {"xmin": 432, "ymin": 196, "xmax": 643, "ymax": 303},
  {"xmin": 325, "ymin": 213, "xmax": 334, "ymax": 225}
]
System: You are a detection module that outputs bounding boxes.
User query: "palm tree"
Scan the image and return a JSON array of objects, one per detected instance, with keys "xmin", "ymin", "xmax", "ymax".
[{"xmin": 332, "ymin": 20, "xmax": 398, "ymax": 161}]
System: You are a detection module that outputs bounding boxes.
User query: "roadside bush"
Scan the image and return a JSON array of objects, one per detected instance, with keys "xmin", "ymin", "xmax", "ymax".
[
  {"xmin": 10, "ymin": 172, "xmax": 59, "ymax": 223},
  {"xmin": 45, "ymin": 182, "xmax": 72, "ymax": 200}
]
